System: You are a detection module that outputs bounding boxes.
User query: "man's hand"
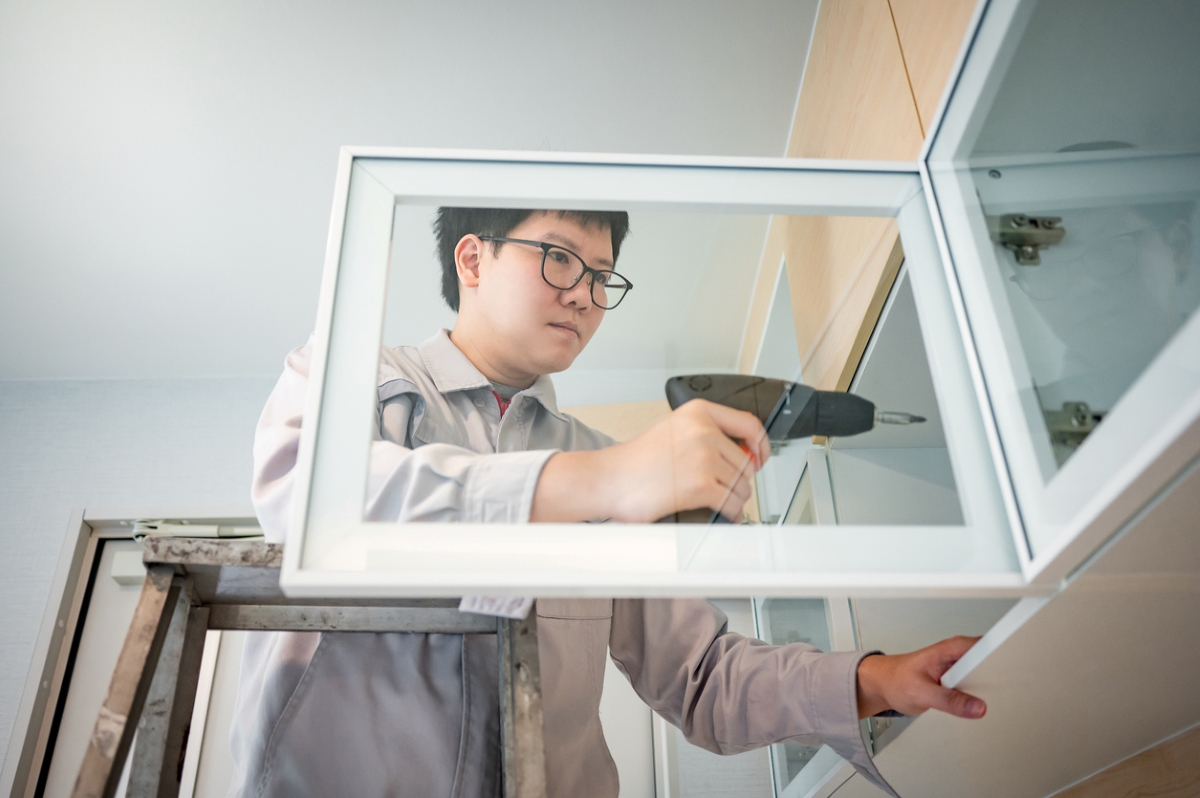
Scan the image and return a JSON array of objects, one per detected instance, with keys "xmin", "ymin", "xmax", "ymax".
[
  {"xmin": 531, "ymin": 399, "xmax": 770, "ymax": 523},
  {"xmin": 855, "ymin": 636, "xmax": 986, "ymax": 720}
]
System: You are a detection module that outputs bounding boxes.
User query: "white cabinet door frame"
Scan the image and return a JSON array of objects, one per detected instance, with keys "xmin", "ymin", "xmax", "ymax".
[{"xmin": 282, "ymin": 148, "xmax": 1030, "ymax": 599}]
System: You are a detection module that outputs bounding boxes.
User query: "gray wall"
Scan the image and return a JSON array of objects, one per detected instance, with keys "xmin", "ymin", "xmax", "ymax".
[
  {"xmin": 0, "ymin": 0, "xmax": 817, "ymax": 382},
  {"xmin": 0, "ymin": 0, "xmax": 824, "ymax": 774},
  {"xmin": 0, "ymin": 376, "xmax": 275, "ymax": 757}
]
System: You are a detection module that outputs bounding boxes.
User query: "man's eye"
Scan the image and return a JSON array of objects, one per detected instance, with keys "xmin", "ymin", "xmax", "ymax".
[
  {"xmin": 548, "ymin": 250, "xmax": 570, "ymax": 264},
  {"xmin": 595, "ymin": 272, "xmax": 611, "ymax": 285}
]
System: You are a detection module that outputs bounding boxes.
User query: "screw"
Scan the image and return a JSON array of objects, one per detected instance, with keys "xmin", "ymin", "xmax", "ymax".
[{"xmin": 988, "ymin": 169, "xmax": 1002, "ymax": 179}]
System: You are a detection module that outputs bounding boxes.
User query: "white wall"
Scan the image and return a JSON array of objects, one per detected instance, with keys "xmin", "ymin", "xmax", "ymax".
[
  {"xmin": 0, "ymin": 376, "xmax": 274, "ymax": 758},
  {"xmin": 0, "ymin": 0, "xmax": 818, "ymax": 382}
]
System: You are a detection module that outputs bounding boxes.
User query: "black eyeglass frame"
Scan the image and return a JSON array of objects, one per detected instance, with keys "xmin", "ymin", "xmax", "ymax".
[{"xmin": 477, "ymin": 235, "xmax": 634, "ymax": 309}]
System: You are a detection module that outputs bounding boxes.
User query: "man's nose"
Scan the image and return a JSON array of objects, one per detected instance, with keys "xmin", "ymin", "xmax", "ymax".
[{"xmin": 561, "ymin": 275, "xmax": 594, "ymax": 308}]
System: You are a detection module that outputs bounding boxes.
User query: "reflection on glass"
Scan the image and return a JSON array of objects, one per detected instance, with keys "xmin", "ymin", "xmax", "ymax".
[
  {"xmin": 757, "ymin": 438, "xmax": 811, "ymax": 524},
  {"xmin": 783, "ymin": 462, "xmax": 815, "ymax": 525},
  {"xmin": 381, "ymin": 207, "xmax": 970, "ymax": 530},
  {"xmin": 773, "ymin": 269, "xmax": 965, "ymax": 527},
  {"xmin": 993, "ymin": 200, "xmax": 1199, "ymax": 466},
  {"xmin": 755, "ymin": 599, "xmax": 831, "ymax": 791},
  {"xmin": 960, "ymin": 0, "xmax": 1200, "ymax": 473}
]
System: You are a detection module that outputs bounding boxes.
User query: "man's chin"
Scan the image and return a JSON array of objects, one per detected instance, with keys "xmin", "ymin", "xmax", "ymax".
[{"xmin": 527, "ymin": 348, "xmax": 580, "ymax": 377}]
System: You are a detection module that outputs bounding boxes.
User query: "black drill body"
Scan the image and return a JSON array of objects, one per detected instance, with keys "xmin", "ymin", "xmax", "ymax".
[
  {"xmin": 664, "ymin": 374, "xmax": 877, "ymax": 439},
  {"xmin": 657, "ymin": 374, "xmax": 889, "ymax": 524}
]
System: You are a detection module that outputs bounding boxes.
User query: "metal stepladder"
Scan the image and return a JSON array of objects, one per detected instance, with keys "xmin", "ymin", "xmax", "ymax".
[{"xmin": 71, "ymin": 537, "xmax": 546, "ymax": 798}]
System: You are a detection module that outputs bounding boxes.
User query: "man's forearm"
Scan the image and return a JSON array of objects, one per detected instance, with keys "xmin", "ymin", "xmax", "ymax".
[{"xmin": 530, "ymin": 449, "xmax": 617, "ymax": 522}]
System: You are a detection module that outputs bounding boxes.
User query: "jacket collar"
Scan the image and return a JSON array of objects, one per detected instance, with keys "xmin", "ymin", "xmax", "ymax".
[{"xmin": 417, "ymin": 329, "xmax": 568, "ymax": 421}]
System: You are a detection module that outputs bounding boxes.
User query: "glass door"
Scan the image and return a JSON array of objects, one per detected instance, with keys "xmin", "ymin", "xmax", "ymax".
[
  {"xmin": 283, "ymin": 152, "xmax": 1026, "ymax": 598},
  {"xmin": 925, "ymin": 0, "xmax": 1200, "ymax": 577}
]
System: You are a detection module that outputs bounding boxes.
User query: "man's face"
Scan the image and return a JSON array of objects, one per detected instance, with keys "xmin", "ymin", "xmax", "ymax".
[{"xmin": 465, "ymin": 212, "xmax": 611, "ymax": 378}]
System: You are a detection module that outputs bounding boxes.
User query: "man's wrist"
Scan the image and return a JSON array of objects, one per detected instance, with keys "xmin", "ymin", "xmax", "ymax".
[{"xmin": 856, "ymin": 653, "xmax": 893, "ymax": 719}]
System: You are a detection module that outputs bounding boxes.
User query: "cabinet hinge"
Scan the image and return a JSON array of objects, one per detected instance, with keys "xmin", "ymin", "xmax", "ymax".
[
  {"xmin": 1044, "ymin": 401, "xmax": 1103, "ymax": 450},
  {"xmin": 988, "ymin": 214, "xmax": 1065, "ymax": 265}
]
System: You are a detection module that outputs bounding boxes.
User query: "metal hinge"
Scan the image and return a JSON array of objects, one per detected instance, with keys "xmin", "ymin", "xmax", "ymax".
[
  {"xmin": 1044, "ymin": 401, "xmax": 1103, "ymax": 449},
  {"xmin": 132, "ymin": 519, "xmax": 263, "ymax": 540},
  {"xmin": 988, "ymin": 214, "xmax": 1065, "ymax": 265}
]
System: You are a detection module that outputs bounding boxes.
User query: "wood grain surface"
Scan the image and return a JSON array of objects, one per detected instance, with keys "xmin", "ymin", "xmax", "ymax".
[
  {"xmin": 1054, "ymin": 724, "xmax": 1200, "ymax": 798},
  {"xmin": 888, "ymin": 0, "xmax": 980, "ymax": 134},
  {"xmin": 741, "ymin": 0, "xmax": 971, "ymax": 397}
]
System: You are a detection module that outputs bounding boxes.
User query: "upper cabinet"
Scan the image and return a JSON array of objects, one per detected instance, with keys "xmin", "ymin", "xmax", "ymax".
[{"xmin": 925, "ymin": 0, "xmax": 1200, "ymax": 573}]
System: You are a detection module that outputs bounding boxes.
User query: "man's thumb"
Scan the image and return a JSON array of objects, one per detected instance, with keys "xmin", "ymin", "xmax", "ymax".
[{"xmin": 936, "ymin": 687, "xmax": 986, "ymax": 719}]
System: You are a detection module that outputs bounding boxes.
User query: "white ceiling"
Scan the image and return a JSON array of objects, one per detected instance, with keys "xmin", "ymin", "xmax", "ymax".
[
  {"xmin": 0, "ymin": 0, "xmax": 819, "ymax": 381},
  {"xmin": 973, "ymin": 0, "xmax": 1200, "ymax": 156}
]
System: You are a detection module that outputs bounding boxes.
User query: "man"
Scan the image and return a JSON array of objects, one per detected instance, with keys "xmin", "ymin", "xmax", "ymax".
[{"xmin": 231, "ymin": 207, "xmax": 986, "ymax": 797}]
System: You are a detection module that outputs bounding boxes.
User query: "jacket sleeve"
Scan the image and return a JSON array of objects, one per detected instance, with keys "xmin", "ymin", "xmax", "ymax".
[
  {"xmin": 608, "ymin": 598, "xmax": 899, "ymax": 797},
  {"xmin": 251, "ymin": 340, "xmax": 555, "ymax": 543}
]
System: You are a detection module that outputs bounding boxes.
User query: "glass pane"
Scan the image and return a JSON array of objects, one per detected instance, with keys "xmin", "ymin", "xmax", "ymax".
[
  {"xmin": 826, "ymin": 269, "xmax": 964, "ymax": 526},
  {"xmin": 771, "ymin": 267, "xmax": 965, "ymax": 528},
  {"xmin": 980, "ymin": 198, "xmax": 1198, "ymax": 471},
  {"xmin": 949, "ymin": 0, "xmax": 1200, "ymax": 475},
  {"xmin": 382, "ymin": 208, "xmax": 964, "ymax": 528},
  {"xmin": 755, "ymin": 598, "xmax": 831, "ymax": 792},
  {"xmin": 928, "ymin": 0, "xmax": 1200, "ymax": 557},
  {"xmin": 308, "ymin": 177, "xmax": 1016, "ymax": 587},
  {"xmin": 782, "ymin": 460, "xmax": 815, "ymax": 525}
]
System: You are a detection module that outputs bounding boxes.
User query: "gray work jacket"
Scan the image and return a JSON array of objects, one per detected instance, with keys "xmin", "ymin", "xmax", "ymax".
[{"xmin": 230, "ymin": 329, "xmax": 896, "ymax": 798}]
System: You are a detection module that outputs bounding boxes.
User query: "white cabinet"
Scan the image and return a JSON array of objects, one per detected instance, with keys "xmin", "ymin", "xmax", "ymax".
[
  {"xmin": 281, "ymin": 0, "xmax": 1200, "ymax": 600},
  {"xmin": 926, "ymin": 0, "xmax": 1200, "ymax": 580}
]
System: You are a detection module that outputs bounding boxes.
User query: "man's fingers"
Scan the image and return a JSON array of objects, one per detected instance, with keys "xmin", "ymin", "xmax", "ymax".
[
  {"xmin": 714, "ymin": 474, "xmax": 753, "ymax": 521},
  {"xmin": 693, "ymin": 402, "xmax": 770, "ymax": 465},
  {"xmin": 928, "ymin": 635, "xmax": 981, "ymax": 676},
  {"xmin": 709, "ymin": 429, "xmax": 754, "ymax": 472},
  {"xmin": 937, "ymin": 635, "xmax": 981, "ymax": 660},
  {"xmin": 930, "ymin": 686, "xmax": 987, "ymax": 719}
]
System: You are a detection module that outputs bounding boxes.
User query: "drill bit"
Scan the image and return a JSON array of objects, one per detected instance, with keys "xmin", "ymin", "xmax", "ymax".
[{"xmin": 875, "ymin": 411, "xmax": 926, "ymax": 425}]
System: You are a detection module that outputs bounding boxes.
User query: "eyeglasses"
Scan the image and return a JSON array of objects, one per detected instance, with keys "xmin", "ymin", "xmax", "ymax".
[{"xmin": 478, "ymin": 236, "xmax": 633, "ymax": 309}]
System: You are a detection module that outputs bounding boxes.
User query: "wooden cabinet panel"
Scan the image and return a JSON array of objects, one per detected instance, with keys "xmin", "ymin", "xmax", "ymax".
[
  {"xmin": 784, "ymin": 216, "xmax": 904, "ymax": 390},
  {"xmin": 888, "ymin": 0, "xmax": 979, "ymax": 134},
  {"xmin": 562, "ymin": 401, "xmax": 671, "ymax": 443},
  {"xmin": 787, "ymin": 0, "xmax": 924, "ymax": 160},
  {"xmin": 1053, "ymin": 724, "xmax": 1200, "ymax": 798},
  {"xmin": 742, "ymin": 0, "xmax": 971, "ymax": 397}
]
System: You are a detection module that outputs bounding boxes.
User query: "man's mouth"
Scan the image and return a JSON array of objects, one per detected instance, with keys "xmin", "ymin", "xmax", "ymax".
[{"xmin": 549, "ymin": 321, "xmax": 579, "ymax": 337}]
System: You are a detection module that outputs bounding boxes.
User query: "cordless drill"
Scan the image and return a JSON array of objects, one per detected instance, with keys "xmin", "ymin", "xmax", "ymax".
[{"xmin": 659, "ymin": 374, "xmax": 925, "ymax": 524}]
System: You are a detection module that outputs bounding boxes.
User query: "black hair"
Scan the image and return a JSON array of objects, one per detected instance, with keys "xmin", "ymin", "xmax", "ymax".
[{"xmin": 433, "ymin": 208, "xmax": 631, "ymax": 311}]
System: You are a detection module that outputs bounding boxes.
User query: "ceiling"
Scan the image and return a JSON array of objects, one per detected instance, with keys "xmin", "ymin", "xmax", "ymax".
[
  {"xmin": 972, "ymin": 0, "xmax": 1200, "ymax": 156},
  {"xmin": 0, "ymin": 0, "xmax": 819, "ymax": 382}
]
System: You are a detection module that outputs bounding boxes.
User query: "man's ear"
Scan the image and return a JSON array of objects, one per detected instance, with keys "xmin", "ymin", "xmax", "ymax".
[{"xmin": 455, "ymin": 234, "xmax": 485, "ymax": 289}]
